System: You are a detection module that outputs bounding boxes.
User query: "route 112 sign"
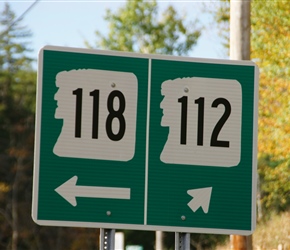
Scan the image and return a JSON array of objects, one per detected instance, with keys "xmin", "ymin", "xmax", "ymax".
[{"xmin": 32, "ymin": 46, "xmax": 258, "ymax": 235}]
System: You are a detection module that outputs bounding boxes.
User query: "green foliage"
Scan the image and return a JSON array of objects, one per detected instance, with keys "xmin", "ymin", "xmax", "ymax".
[{"xmin": 88, "ymin": 0, "xmax": 201, "ymax": 56}]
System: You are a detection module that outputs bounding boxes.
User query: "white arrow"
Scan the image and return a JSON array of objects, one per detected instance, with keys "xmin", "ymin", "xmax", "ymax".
[
  {"xmin": 187, "ymin": 187, "xmax": 212, "ymax": 214},
  {"xmin": 55, "ymin": 176, "xmax": 131, "ymax": 207}
]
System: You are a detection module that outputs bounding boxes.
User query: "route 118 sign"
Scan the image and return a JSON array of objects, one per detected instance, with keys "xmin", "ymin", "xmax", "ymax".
[{"xmin": 32, "ymin": 46, "xmax": 258, "ymax": 235}]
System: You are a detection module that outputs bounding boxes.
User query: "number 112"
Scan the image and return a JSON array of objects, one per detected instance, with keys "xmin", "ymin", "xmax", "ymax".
[{"xmin": 178, "ymin": 96, "xmax": 231, "ymax": 147}]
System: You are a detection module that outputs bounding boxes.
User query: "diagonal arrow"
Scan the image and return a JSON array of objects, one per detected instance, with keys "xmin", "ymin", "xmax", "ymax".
[
  {"xmin": 187, "ymin": 187, "xmax": 212, "ymax": 214},
  {"xmin": 55, "ymin": 176, "xmax": 131, "ymax": 207}
]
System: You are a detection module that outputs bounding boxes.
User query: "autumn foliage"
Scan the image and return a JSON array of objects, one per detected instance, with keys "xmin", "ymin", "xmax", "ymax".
[{"xmin": 252, "ymin": 0, "xmax": 290, "ymax": 212}]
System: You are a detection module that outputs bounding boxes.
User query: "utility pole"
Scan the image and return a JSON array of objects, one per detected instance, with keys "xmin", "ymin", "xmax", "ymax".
[
  {"xmin": 230, "ymin": 0, "xmax": 252, "ymax": 248},
  {"xmin": 230, "ymin": 0, "xmax": 251, "ymax": 60}
]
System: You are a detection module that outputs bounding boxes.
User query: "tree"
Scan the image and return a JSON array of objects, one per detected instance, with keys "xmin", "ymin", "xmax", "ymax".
[
  {"xmin": 0, "ymin": 3, "xmax": 36, "ymax": 249},
  {"xmin": 252, "ymin": 0, "xmax": 290, "ymax": 214},
  {"xmin": 88, "ymin": 0, "xmax": 201, "ymax": 56}
]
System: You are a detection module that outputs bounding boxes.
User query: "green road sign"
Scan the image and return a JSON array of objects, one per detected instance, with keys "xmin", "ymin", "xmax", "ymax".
[{"xmin": 32, "ymin": 46, "xmax": 259, "ymax": 235}]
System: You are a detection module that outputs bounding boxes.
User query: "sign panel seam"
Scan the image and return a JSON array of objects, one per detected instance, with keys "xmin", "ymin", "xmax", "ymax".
[{"xmin": 144, "ymin": 58, "xmax": 152, "ymax": 225}]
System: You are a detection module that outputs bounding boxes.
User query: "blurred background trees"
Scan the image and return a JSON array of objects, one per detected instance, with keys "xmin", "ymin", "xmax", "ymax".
[
  {"xmin": 252, "ymin": 0, "xmax": 290, "ymax": 215},
  {"xmin": 0, "ymin": 3, "xmax": 36, "ymax": 249},
  {"xmin": 87, "ymin": 0, "xmax": 201, "ymax": 55}
]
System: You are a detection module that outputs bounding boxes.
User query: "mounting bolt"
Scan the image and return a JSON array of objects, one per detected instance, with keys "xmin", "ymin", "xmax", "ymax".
[
  {"xmin": 181, "ymin": 215, "xmax": 186, "ymax": 221},
  {"xmin": 106, "ymin": 211, "xmax": 111, "ymax": 216},
  {"xmin": 184, "ymin": 87, "xmax": 189, "ymax": 93},
  {"xmin": 111, "ymin": 82, "xmax": 116, "ymax": 88}
]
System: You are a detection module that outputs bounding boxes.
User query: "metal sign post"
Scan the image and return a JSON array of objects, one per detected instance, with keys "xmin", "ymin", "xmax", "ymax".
[
  {"xmin": 99, "ymin": 228, "xmax": 115, "ymax": 250},
  {"xmin": 175, "ymin": 232, "xmax": 190, "ymax": 250}
]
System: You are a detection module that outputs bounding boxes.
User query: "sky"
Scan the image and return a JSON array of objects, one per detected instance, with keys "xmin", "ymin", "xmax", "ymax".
[{"xmin": 1, "ymin": 1, "xmax": 227, "ymax": 67}]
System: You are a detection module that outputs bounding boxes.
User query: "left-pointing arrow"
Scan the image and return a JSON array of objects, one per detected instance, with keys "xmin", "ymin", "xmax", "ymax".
[{"xmin": 55, "ymin": 176, "xmax": 131, "ymax": 207}]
